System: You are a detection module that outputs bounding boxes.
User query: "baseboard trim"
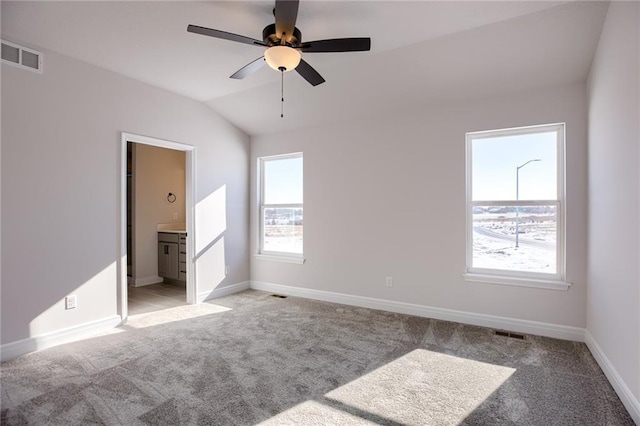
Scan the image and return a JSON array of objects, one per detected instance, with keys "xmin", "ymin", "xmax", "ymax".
[
  {"xmin": 133, "ymin": 276, "xmax": 163, "ymax": 287},
  {"xmin": 585, "ymin": 331, "xmax": 640, "ymax": 424},
  {"xmin": 198, "ymin": 281, "xmax": 251, "ymax": 303},
  {"xmin": 1, "ymin": 315, "xmax": 122, "ymax": 362},
  {"xmin": 249, "ymin": 281, "xmax": 585, "ymax": 342}
]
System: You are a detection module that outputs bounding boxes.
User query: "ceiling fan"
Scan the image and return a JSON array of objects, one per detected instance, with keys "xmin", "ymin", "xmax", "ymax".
[{"xmin": 187, "ymin": 0, "xmax": 371, "ymax": 87}]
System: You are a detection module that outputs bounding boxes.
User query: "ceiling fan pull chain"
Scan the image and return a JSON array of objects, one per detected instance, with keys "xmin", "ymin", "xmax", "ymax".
[{"xmin": 280, "ymin": 68, "xmax": 284, "ymax": 118}]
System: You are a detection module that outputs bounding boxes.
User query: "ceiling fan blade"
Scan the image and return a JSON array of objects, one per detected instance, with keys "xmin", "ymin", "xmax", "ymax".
[
  {"xmin": 187, "ymin": 24, "xmax": 266, "ymax": 47},
  {"xmin": 295, "ymin": 59, "xmax": 325, "ymax": 86},
  {"xmin": 230, "ymin": 56, "xmax": 267, "ymax": 79},
  {"xmin": 300, "ymin": 38, "xmax": 371, "ymax": 53},
  {"xmin": 275, "ymin": 0, "xmax": 299, "ymax": 42}
]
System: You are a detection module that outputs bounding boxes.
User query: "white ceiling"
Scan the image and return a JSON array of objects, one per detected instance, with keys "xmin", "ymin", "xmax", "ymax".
[{"xmin": 2, "ymin": 1, "xmax": 608, "ymax": 136}]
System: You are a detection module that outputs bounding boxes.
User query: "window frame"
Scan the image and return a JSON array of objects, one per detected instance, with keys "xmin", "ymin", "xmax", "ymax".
[
  {"xmin": 257, "ymin": 152, "xmax": 304, "ymax": 262},
  {"xmin": 464, "ymin": 123, "xmax": 570, "ymax": 290}
]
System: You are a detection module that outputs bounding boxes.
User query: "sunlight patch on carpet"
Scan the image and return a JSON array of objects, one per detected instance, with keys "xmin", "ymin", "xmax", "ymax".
[
  {"xmin": 259, "ymin": 400, "xmax": 371, "ymax": 425},
  {"xmin": 324, "ymin": 349, "xmax": 516, "ymax": 424},
  {"xmin": 125, "ymin": 303, "xmax": 232, "ymax": 329}
]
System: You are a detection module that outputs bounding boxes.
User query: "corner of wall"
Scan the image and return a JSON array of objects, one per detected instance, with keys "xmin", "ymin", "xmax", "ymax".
[
  {"xmin": 585, "ymin": 0, "xmax": 640, "ymax": 419},
  {"xmin": 585, "ymin": 331, "xmax": 640, "ymax": 424}
]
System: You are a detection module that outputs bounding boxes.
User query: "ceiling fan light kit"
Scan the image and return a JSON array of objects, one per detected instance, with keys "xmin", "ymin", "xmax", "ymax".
[
  {"xmin": 264, "ymin": 46, "xmax": 300, "ymax": 72},
  {"xmin": 187, "ymin": 0, "xmax": 371, "ymax": 116}
]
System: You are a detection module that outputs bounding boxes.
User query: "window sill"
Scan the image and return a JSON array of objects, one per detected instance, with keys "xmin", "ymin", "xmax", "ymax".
[
  {"xmin": 463, "ymin": 273, "xmax": 571, "ymax": 291},
  {"xmin": 254, "ymin": 254, "xmax": 305, "ymax": 264}
]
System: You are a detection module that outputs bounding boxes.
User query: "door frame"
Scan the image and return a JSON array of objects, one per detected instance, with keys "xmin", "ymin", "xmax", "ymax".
[{"xmin": 119, "ymin": 132, "xmax": 197, "ymax": 321}]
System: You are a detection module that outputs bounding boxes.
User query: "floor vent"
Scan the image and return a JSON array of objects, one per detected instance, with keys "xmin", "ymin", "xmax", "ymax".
[
  {"xmin": 2, "ymin": 40, "xmax": 43, "ymax": 73},
  {"xmin": 494, "ymin": 330, "xmax": 526, "ymax": 340},
  {"xmin": 271, "ymin": 294, "xmax": 288, "ymax": 299}
]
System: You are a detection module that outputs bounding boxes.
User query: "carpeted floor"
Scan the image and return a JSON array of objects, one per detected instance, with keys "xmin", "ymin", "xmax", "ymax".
[{"xmin": 1, "ymin": 290, "xmax": 634, "ymax": 425}]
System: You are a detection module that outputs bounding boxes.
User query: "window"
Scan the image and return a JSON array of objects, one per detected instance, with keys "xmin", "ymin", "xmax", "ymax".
[
  {"xmin": 259, "ymin": 153, "xmax": 303, "ymax": 260},
  {"xmin": 465, "ymin": 123, "xmax": 568, "ymax": 289}
]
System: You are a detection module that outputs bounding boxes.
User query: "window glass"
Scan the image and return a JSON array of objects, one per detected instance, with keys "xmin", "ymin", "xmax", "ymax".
[
  {"xmin": 466, "ymin": 124, "xmax": 564, "ymax": 280},
  {"xmin": 264, "ymin": 157, "xmax": 303, "ymax": 205},
  {"xmin": 472, "ymin": 204, "xmax": 557, "ymax": 274},
  {"xmin": 263, "ymin": 207, "xmax": 303, "ymax": 254},
  {"xmin": 472, "ymin": 132, "xmax": 557, "ymax": 201},
  {"xmin": 260, "ymin": 154, "xmax": 303, "ymax": 256}
]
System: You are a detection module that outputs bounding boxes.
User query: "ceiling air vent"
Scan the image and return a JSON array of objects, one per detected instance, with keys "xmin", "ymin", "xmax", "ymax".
[{"xmin": 1, "ymin": 40, "xmax": 43, "ymax": 73}]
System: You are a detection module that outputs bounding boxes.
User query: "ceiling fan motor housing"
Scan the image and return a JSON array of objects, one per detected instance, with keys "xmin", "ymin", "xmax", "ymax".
[{"xmin": 263, "ymin": 23, "xmax": 302, "ymax": 47}]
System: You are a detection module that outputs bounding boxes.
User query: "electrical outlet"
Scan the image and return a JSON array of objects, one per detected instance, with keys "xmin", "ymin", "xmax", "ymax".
[
  {"xmin": 173, "ymin": 212, "xmax": 178, "ymax": 220},
  {"xmin": 386, "ymin": 276, "xmax": 393, "ymax": 287},
  {"xmin": 225, "ymin": 265, "xmax": 230, "ymax": 275},
  {"xmin": 65, "ymin": 295, "xmax": 77, "ymax": 310}
]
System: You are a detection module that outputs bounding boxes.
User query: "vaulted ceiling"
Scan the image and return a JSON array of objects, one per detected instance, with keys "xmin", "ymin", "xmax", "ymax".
[{"xmin": 2, "ymin": 1, "xmax": 608, "ymax": 135}]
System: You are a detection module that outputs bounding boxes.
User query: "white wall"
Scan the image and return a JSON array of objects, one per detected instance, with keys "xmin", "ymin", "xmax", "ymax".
[
  {"xmin": 133, "ymin": 144, "xmax": 185, "ymax": 285},
  {"xmin": 251, "ymin": 83, "xmax": 588, "ymax": 329},
  {"xmin": 587, "ymin": 0, "xmax": 640, "ymax": 410},
  {"xmin": 1, "ymin": 47, "xmax": 250, "ymax": 345}
]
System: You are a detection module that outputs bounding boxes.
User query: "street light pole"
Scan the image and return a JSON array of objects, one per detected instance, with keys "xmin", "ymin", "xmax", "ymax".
[{"xmin": 515, "ymin": 159, "xmax": 541, "ymax": 248}]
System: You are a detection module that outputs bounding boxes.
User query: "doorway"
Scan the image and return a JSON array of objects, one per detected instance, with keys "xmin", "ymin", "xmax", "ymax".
[{"xmin": 119, "ymin": 132, "xmax": 196, "ymax": 322}]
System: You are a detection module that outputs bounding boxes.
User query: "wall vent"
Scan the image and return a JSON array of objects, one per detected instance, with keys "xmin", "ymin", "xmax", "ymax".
[
  {"xmin": 1, "ymin": 40, "xmax": 43, "ymax": 73},
  {"xmin": 494, "ymin": 330, "xmax": 526, "ymax": 340}
]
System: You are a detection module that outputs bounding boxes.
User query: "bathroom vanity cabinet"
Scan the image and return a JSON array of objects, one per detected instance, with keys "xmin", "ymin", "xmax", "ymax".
[{"xmin": 158, "ymin": 231, "xmax": 186, "ymax": 284}]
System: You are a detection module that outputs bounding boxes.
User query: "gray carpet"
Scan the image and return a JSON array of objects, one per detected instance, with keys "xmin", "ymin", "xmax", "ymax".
[{"xmin": 1, "ymin": 290, "xmax": 634, "ymax": 425}]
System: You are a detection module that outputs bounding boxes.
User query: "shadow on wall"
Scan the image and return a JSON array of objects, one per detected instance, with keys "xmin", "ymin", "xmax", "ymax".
[
  {"xmin": 26, "ymin": 261, "xmax": 118, "ymax": 334},
  {"xmin": 1, "ymin": 182, "xmax": 231, "ymax": 355},
  {"xmin": 195, "ymin": 184, "xmax": 228, "ymax": 300},
  {"xmin": 1, "ymin": 241, "xmax": 120, "ymax": 352}
]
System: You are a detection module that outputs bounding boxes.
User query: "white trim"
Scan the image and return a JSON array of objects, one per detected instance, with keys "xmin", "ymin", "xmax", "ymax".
[
  {"xmin": 585, "ymin": 331, "xmax": 640, "ymax": 424},
  {"xmin": 263, "ymin": 203, "xmax": 303, "ymax": 209},
  {"xmin": 253, "ymin": 254, "xmax": 305, "ymax": 264},
  {"xmin": 467, "ymin": 122, "xmax": 567, "ymax": 139},
  {"xmin": 132, "ymin": 276, "xmax": 163, "ymax": 287},
  {"xmin": 119, "ymin": 132, "xmax": 197, "ymax": 324},
  {"xmin": 249, "ymin": 281, "xmax": 585, "ymax": 342},
  {"xmin": 463, "ymin": 273, "xmax": 571, "ymax": 291},
  {"xmin": 184, "ymin": 149, "xmax": 196, "ymax": 305},
  {"xmin": 0, "ymin": 316, "xmax": 121, "ymax": 362},
  {"xmin": 197, "ymin": 281, "xmax": 250, "ymax": 303},
  {"xmin": 472, "ymin": 200, "xmax": 558, "ymax": 206},
  {"xmin": 259, "ymin": 152, "xmax": 304, "ymax": 161}
]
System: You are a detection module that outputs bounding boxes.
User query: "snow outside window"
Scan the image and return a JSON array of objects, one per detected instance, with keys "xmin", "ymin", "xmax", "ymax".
[
  {"xmin": 259, "ymin": 153, "xmax": 303, "ymax": 257},
  {"xmin": 465, "ymin": 123, "xmax": 567, "ymax": 288}
]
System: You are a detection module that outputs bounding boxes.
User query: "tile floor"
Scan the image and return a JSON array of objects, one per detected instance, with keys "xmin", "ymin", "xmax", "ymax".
[{"xmin": 127, "ymin": 282, "xmax": 186, "ymax": 316}]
